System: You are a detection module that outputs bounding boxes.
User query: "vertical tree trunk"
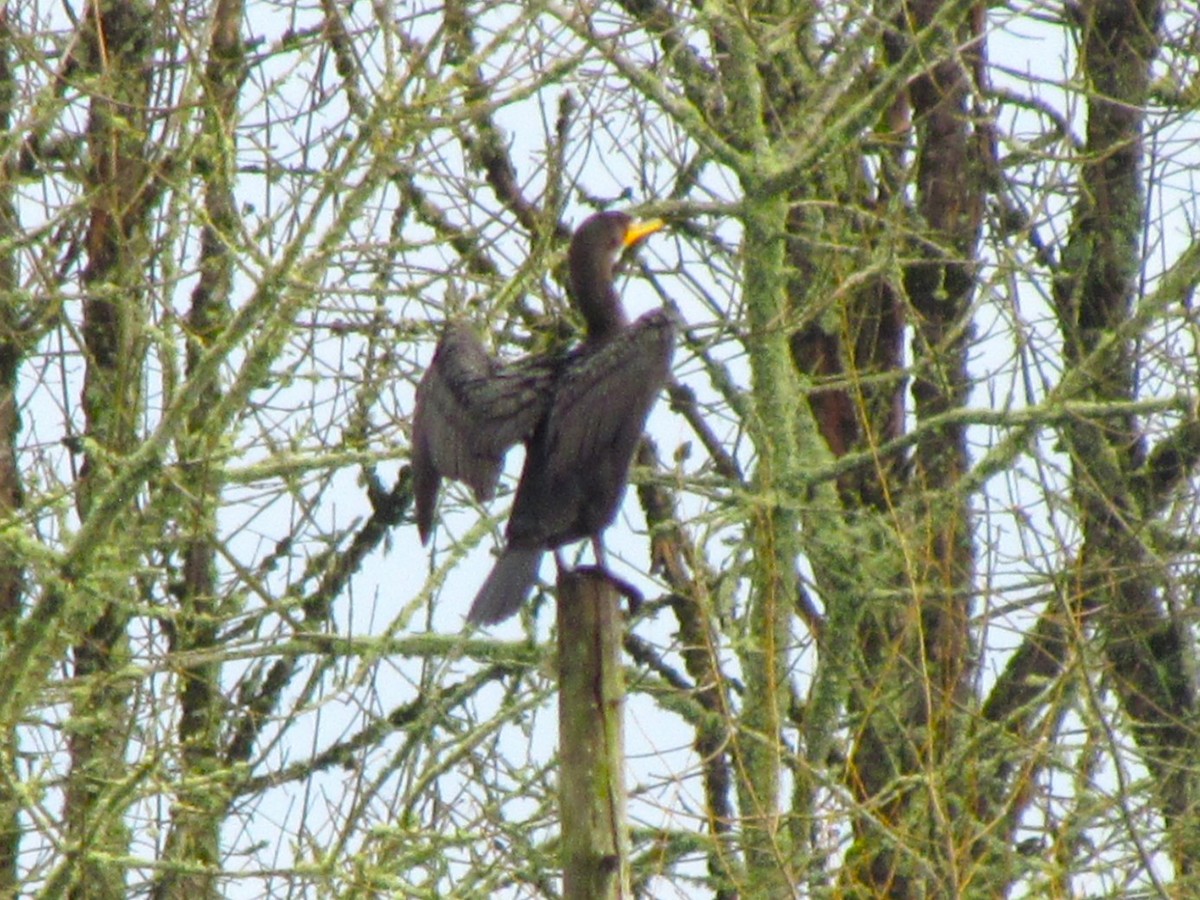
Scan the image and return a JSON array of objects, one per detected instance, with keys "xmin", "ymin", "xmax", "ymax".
[
  {"xmin": 150, "ymin": 2, "xmax": 243, "ymax": 897},
  {"xmin": 738, "ymin": 191, "xmax": 801, "ymax": 894},
  {"xmin": 66, "ymin": 2, "xmax": 153, "ymax": 896},
  {"xmin": 843, "ymin": 0, "xmax": 985, "ymax": 893},
  {"xmin": 1049, "ymin": 0, "xmax": 1200, "ymax": 883},
  {"xmin": 0, "ymin": 13, "xmax": 25, "ymax": 892}
]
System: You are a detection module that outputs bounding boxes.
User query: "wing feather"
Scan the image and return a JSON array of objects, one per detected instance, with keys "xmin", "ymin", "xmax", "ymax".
[{"xmin": 412, "ymin": 322, "xmax": 557, "ymax": 543}]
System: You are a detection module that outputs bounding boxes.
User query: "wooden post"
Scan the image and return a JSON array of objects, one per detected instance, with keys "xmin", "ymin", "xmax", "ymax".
[{"xmin": 557, "ymin": 567, "xmax": 630, "ymax": 900}]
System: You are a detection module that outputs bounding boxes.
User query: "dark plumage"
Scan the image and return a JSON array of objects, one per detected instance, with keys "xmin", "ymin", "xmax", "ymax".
[
  {"xmin": 411, "ymin": 327, "xmax": 555, "ymax": 544},
  {"xmin": 411, "ymin": 211, "xmax": 674, "ymax": 624}
]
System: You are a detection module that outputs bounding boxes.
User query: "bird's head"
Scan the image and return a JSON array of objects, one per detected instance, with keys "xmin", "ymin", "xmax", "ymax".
[{"xmin": 568, "ymin": 211, "xmax": 665, "ymax": 340}]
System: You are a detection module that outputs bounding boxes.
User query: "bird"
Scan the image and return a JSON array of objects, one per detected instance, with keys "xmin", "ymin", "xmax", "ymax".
[{"xmin": 411, "ymin": 211, "xmax": 675, "ymax": 624}]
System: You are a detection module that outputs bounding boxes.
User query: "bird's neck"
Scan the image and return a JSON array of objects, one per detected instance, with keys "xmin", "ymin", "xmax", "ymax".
[
  {"xmin": 574, "ymin": 277, "xmax": 628, "ymax": 342},
  {"xmin": 582, "ymin": 295, "xmax": 627, "ymax": 343}
]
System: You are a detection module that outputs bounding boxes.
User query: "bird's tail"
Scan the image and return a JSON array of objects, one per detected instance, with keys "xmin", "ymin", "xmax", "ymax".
[{"xmin": 467, "ymin": 547, "xmax": 543, "ymax": 625}]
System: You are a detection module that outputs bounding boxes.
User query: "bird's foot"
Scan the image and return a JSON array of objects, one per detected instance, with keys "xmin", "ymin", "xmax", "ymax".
[{"xmin": 573, "ymin": 564, "xmax": 644, "ymax": 616}]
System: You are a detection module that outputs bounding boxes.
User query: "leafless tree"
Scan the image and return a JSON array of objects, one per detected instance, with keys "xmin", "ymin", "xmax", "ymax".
[{"xmin": 0, "ymin": 0, "xmax": 1196, "ymax": 896}]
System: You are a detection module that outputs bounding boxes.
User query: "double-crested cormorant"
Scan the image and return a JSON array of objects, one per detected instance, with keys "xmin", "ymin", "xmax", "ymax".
[{"xmin": 411, "ymin": 211, "xmax": 674, "ymax": 624}]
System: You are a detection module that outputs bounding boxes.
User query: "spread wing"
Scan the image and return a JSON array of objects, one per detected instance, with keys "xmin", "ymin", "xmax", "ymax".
[
  {"xmin": 411, "ymin": 321, "xmax": 557, "ymax": 543},
  {"xmin": 506, "ymin": 310, "xmax": 675, "ymax": 548}
]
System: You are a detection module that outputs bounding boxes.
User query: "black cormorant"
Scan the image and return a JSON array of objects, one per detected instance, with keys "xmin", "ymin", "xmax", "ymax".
[{"xmin": 412, "ymin": 211, "xmax": 674, "ymax": 624}]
